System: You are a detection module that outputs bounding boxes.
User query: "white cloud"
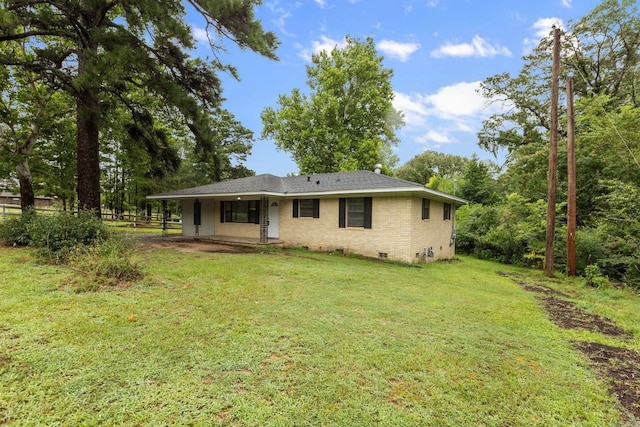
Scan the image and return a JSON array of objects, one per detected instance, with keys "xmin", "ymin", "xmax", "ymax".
[
  {"xmin": 377, "ymin": 40, "xmax": 421, "ymax": 62},
  {"xmin": 417, "ymin": 130, "xmax": 454, "ymax": 145},
  {"xmin": 561, "ymin": 0, "xmax": 572, "ymax": 7},
  {"xmin": 523, "ymin": 17, "xmax": 565, "ymax": 54},
  {"xmin": 427, "ymin": 81, "xmax": 487, "ymax": 117},
  {"xmin": 312, "ymin": 0, "xmax": 327, "ymax": 7},
  {"xmin": 192, "ymin": 26, "xmax": 209, "ymax": 45},
  {"xmin": 431, "ymin": 35, "xmax": 511, "ymax": 58},
  {"xmin": 394, "ymin": 81, "xmax": 489, "ymax": 133},
  {"xmin": 273, "ymin": 11, "xmax": 294, "ymax": 36},
  {"xmin": 265, "ymin": 1, "xmax": 295, "ymax": 36},
  {"xmin": 427, "ymin": 0, "xmax": 438, "ymax": 7},
  {"xmin": 298, "ymin": 35, "xmax": 346, "ymax": 62},
  {"xmin": 394, "ymin": 81, "xmax": 514, "ymax": 149},
  {"xmin": 532, "ymin": 17, "xmax": 565, "ymax": 39},
  {"xmin": 393, "ymin": 92, "xmax": 429, "ymax": 127}
]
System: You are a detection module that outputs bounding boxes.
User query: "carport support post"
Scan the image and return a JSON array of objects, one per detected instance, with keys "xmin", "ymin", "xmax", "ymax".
[
  {"xmin": 260, "ymin": 196, "xmax": 269, "ymax": 243},
  {"xmin": 162, "ymin": 200, "xmax": 168, "ymax": 236}
]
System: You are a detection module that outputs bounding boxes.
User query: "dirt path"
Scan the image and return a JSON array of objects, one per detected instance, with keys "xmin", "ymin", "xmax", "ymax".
[
  {"xmin": 137, "ymin": 236, "xmax": 253, "ymax": 254},
  {"xmin": 499, "ymin": 272, "xmax": 640, "ymax": 420}
]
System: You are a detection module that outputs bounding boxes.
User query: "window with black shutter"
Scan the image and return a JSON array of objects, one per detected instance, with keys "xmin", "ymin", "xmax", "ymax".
[
  {"xmin": 422, "ymin": 199, "xmax": 430, "ymax": 220},
  {"xmin": 340, "ymin": 197, "xmax": 372, "ymax": 228},
  {"xmin": 293, "ymin": 199, "xmax": 320, "ymax": 218},
  {"xmin": 443, "ymin": 203, "xmax": 452, "ymax": 221}
]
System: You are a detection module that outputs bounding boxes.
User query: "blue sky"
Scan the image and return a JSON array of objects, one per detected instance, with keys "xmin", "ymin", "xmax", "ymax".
[{"xmin": 188, "ymin": 0, "xmax": 601, "ymax": 176}]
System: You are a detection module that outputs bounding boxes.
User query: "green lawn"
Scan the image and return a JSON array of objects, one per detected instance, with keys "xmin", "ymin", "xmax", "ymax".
[{"xmin": 0, "ymin": 245, "xmax": 637, "ymax": 426}]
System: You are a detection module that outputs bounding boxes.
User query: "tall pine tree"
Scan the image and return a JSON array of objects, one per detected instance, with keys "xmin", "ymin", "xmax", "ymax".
[{"xmin": 0, "ymin": 0, "xmax": 278, "ymax": 215}]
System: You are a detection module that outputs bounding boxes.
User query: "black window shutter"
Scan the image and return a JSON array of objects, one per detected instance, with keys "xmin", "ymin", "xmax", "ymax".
[
  {"xmin": 339, "ymin": 198, "xmax": 346, "ymax": 228},
  {"xmin": 194, "ymin": 200, "xmax": 201, "ymax": 226},
  {"xmin": 293, "ymin": 199, "xmax": 299, "ymax": 218},
  {"xmin": 313, "ymin": 199, "xmax": 320, "ymax": 218},
  {"xmin": 364, "ymin": 197, "xmax": 372, "ymax": 229},
  {"xmin": 220, "ymin": 201, "xmax": 225, "ymax": 223}
]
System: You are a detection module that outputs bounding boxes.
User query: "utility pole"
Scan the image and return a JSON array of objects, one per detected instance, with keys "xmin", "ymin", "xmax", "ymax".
[
  {"xmin": 544, "ymin": 27, "xmax": 561, "ymax": 277},
  {"xmin": 567, "ymin": 76, "xmax": 577, "ymax": 276}
]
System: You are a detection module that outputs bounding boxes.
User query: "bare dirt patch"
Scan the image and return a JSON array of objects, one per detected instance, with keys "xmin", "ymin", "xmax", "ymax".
[
  {"xmin": 537, "ymin": 296, "xmax": 632, "ymax": 338},
  {"xmin": 501, "ymin": 272, "xmax": 639, "ymax": 421},
  {"xmin": 574, "ymin": 341, "xmax": 640, "ymax": 419},
  {"xmin": 519, "ymin": 282, "xmax": 570, "ymax": 298},
  {"xmin": 140, "ymin": 238, "xmax": 253, "ymax": 254}
]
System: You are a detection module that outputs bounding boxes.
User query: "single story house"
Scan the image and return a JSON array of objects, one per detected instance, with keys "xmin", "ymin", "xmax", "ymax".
[{"xmin": 147, "ymin": 169, "xmax": 467, "ymax": 263}]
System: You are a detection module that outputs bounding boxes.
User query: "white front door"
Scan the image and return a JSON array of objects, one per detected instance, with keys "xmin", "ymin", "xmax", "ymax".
[{"xmin": 268, "ymin": 201, "xmax": 280, "ymax": 239}]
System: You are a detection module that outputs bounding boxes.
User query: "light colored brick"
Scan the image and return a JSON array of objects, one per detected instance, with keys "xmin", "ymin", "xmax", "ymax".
[{"xmin": 181, "ymin": 196, "xmax": 458, "ymax": 263}]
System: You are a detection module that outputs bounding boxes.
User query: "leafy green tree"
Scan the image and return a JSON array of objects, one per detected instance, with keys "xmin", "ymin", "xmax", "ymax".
[
  {"xmin": 0, "ymin": 0, "xmax": 278, "ymax": 215},
  {"xmin": 425, "ymin": 175, "xmax": 456, "ymax": 195},
  {"xmin": 567, "ymin": 95, "xmax": 640, "ymax": 226},
  {"xmin": 479, "ymin": 0, "xmax": 639, "ymax": 157},
  {"xmin": 567, "ymin": 0, "xmax": 640, "ymax": 106},
  {"xmin": 37, "ymin": 96, "xmax": 77, "ymax": 210},
  {"xmin": 191, "ymin": 108, "xmax": 255, "ymax": 183},
  {"xmin": 476, "ymin": 0, "xmax": 640, "ymax": 230},
  {"xmin": 261, "ymin": 36, "xmax": 404, "ymax": 174},
  {"xmin": 456, "ymin": 194, "xmax": 555, "ymax": 267},
  {"xmin": 0, "ymin": 39, "xmax": 75, "ymax": 211},
  {"xmin": 457, "ymin": 155, "xmax": 500, "ymax": 205},
  {"xmin": 591, "ymin": 180, "xmax": 640, "ymax": 285},
  {"xmin": 478, "ymin": 0, "xmax": 640, "ymax": 208},
  {"xmin": 455, "ymin": 0, "xmax": 640, "ymax": 280},
  {"xmin": 100, "ymin": 92, "xmax": 183, "ymax": 216},
  {"xmin": 395, "ymin": 151, "xmax": 468, "ymax": 185}
]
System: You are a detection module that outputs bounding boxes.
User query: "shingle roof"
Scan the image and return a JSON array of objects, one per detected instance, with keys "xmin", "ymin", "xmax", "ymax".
[{"xmin": 148, "ymin": 171, "xmax": 467, "ymax": 204}]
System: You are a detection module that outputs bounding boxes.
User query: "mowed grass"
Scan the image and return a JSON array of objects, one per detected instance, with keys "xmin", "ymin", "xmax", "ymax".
[{"xmin": 0, "ymin": 245, "xmax": 635, "ymax": 426}]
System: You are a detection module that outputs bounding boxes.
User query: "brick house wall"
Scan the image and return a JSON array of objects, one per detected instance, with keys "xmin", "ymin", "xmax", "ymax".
[
  {"xmin": 179, "ymin": 195, "xmax": 458, "ymax": 264},
  {"xmin": 409, "ymin": 197, "xmax": 456, "ymax": 262},
  {"xmin": 279, "ymin": 196, "xmax": 456, "ymax": 263}
]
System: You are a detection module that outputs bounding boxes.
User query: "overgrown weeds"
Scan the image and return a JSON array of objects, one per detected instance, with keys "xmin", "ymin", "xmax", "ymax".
[
  {"xmin": 67, "ymin": 236, "xmax": 144, "ymax": 291},
  {"xmin": 0, "ymin": 210, "xmax": 143, "ymax": 290}
]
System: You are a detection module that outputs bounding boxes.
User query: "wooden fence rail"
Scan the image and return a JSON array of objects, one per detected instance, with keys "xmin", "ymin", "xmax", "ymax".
[{"xmin": 0, "ymin": 204, "xmax": 182, "ymax": 235}]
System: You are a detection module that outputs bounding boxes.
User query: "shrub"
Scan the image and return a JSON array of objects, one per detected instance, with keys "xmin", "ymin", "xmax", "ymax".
[
  {"xmin": 456, "ymin": 195, "xmax": 548, "ymax": 267},
  {"xmin": 69, "ymin": 236, "xmax": 144, "ymax": 291},
  {"xmin": 3, "ymin": 210, "xmax": 109, "ymax": 262},
  {"xmin": 574, "ymin": 228, "xmax": 609, "ymax": 276},
  {"xmin": 34, "ymin": 210, "xmax": 109, "ymax": 262},
  {"xmin": 2, "ymin": 210, "xmax": 144, "ymax": 291},
  {"xmin": 584, "ymin": 264, "xmax": 609, "ymax": 288},
  {"xmin": 0, "ymin": 209, "xmax": 36, "ymax": 246}
]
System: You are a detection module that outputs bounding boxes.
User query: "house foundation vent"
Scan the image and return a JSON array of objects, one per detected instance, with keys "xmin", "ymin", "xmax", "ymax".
[{"xmin": 378, "ymin": 252, "xmax": 388, "ymax": 259}]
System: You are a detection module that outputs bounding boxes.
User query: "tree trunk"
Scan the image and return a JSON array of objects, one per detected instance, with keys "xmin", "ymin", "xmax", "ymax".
[
  {"xmin": 76, "ymin": 43, "xmax": 102, "ymax": 217},
  {"xmin": 14, "ymin": 117, "xmax": 41, "ymax": 214},
  {"xmin": 15, "ymin": 160, "xmax": 35, "ymax": 212}
]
